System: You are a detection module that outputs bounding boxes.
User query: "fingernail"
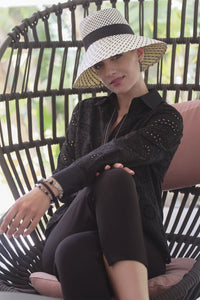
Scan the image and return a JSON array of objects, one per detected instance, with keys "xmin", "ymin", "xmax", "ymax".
[{"xmin": 0, "ymin": 229, "xmax": 3, "ymax": 235}]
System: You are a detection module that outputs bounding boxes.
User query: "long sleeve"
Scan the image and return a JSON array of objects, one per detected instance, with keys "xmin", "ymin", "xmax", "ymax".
[{"xmin": 53, "ymin": 99, "xmax": 183, "ymax": 199}]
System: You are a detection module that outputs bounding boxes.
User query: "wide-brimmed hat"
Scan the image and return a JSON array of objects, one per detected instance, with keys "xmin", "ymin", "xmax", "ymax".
[{"xmin": 73, "ymin": 8, "xmax": 167, "ymax": 89}]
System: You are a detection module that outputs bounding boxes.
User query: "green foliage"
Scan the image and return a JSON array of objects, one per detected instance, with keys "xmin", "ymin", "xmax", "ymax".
[{"xmin": 0, "ymin": 7, "xmax": 38, "ymax": 39}]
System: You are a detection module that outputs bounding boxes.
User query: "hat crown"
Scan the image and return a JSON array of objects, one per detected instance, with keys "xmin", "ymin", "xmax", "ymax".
[
  {"xmin": 74, "ymin": 8, "xmax": 167, "ymax": 88},
  {"xmin": 80, "ymin": 8, "xmax": 129, "ymax": 40}
]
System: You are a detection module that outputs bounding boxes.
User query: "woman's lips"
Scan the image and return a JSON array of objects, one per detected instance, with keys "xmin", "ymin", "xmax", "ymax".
[{"xmin": 110, "ymin": 76, "xmax": 124, "ymax": 86}]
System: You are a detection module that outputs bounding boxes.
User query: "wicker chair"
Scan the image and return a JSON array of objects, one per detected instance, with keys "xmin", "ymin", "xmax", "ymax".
[{"xmin": 0, "ymin": 0, "xmax": 199, "ymax": 299}]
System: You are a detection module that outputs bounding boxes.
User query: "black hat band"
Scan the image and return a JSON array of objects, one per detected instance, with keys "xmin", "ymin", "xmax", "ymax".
[{"xmin": 83, "ymin": 24, "xmax": 134, "ymax": 51}]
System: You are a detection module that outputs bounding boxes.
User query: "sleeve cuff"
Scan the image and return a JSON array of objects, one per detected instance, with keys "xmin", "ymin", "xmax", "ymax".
[{"xmin": 52, "ymin": 164, "xmax": 87, "ymax": 196}]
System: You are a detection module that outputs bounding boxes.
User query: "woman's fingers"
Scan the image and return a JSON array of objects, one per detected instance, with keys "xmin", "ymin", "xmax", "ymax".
[
  {"xmin": 96, "ymin": 163, "xmax": 134, "ymax": 176},
  {"xmin": 1, "ymin": 203, "xmax": 33, "ymax": 238},
  {"xmin": 112, "ymin": 163, "xmax": 124, "ymax": 168},
  {"xmin": 104, "ymin": 165, "xmax": 111, "ymax": 170},
  {"xmin": 123, "ymin": 167, "xmax": 135, "ymax": 175},
  {"xmin": 13, "ymin": 213, "xmax": 35, "ymax": 238},
  {"xmin": 6, "ymin": 211, "xmax": 26, "ymax": 238},
  {"xmin": 0, "ymin": 188, "xmax": 50, "ymax": 238},
  {"xmin": 96, "ymin": 164, "xmax": 111, "ymax": 175},
  {"xmin": 112, "ymin": 163, "xmax": 135, "ymax": 175},
  {"xmin": 0, "ymin": 204, "xmax": 19, "ymax": 235},
  {"xmin": 23, "ymin": 214, "xmax": 43, "ymax": 237},
  {"xmin": 13, "ymin": 212, "xmax": 43, "ymax": 238}
]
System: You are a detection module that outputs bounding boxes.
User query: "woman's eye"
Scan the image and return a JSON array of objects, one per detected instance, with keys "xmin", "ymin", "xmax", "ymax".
[
  {"xmin": 112, "ymin": 54, "xmax": 122, "ymax": 60},
  {"xmin": 94, "ymin": 62, "xmax": 103, "ymax": 70}
]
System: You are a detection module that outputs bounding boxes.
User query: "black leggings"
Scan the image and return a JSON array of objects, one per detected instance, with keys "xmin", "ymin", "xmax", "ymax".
[{"xmin": 42, "ymin": 169, "xmax": 165, "ymax": 299}]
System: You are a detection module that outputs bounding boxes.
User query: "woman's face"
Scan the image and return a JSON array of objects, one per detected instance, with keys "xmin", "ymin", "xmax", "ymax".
[{"xmin": 93, "ymin": 49, "xmax": 144, "ymax": 98}]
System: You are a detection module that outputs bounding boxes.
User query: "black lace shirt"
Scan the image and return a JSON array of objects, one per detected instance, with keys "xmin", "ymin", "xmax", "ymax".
[{"xmin": 52, "ymin": 89, "xmax": 183, "ymax": 263}]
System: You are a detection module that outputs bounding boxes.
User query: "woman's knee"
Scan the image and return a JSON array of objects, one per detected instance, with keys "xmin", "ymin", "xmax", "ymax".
[
  {"xmin": 93, "ymin": 168, "xmax": 139, "ymax": 219},
  {"xmin": 55, "ymin": 235, "xmax": 77, "ymax": 270},
  {"xmin": 55, "ymin": 231, "xmax": 101, "ymax": 273},
  {"xmin": 95, "ymin": 168, "xmax": 136, "ymax": 191},
  {"xmin": 94, "ymin": 168, "xmax": 138, "ymax": 205}
]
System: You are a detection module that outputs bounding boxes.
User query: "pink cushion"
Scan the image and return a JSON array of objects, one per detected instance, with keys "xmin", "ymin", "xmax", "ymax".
[
  {"xmin": 162, "ymin": 100, "xmax": 200, "ymax": 190},
  {"xmin": 148, "ymin": 257, "xmax": 195, "ymax": 298},
  {"xmin": 29, "ymin": 272, "xmax": 62, "ymax": 298},
  {"xmin": 29, "ymin": 257, "xmax": 195, "ymax": 299}
]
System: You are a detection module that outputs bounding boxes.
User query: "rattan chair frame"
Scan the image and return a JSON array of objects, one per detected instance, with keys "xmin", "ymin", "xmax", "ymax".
[{"xmin": 0, "ymin": 1, "xmax": 199, "ymax": 299}]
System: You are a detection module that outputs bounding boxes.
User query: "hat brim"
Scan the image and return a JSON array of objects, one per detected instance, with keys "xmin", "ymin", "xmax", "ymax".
[{"xmin": 73, "ymin": 34, "xmax": 167, "ymax": 89}]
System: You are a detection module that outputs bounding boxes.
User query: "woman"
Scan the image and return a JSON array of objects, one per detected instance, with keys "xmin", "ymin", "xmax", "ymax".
[{"xmin": 0, "ymin": 8, "xmax": 183, "ymax": 300}]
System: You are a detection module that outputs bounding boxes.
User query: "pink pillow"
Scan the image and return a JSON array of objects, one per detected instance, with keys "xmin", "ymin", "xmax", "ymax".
[
  {"xmin": 30, "ymin": 272, "xmax": 62, "ymax": 298},
  {"xmin": 162, "ymin": 100, "xmax": 200, "ymax": 190},
  {"xmin": 148, "ymin": 257, "xmax": 195, "ymax": 298},
  {"xmin": 29, "ymin": 257, "xmax": 195, "ymax": 299}
]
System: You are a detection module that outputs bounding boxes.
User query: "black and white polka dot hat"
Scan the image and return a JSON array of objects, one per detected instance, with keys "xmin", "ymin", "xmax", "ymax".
[{"xmin": 73, "ymin": 8, "xmax": 167, "ymax": 89}]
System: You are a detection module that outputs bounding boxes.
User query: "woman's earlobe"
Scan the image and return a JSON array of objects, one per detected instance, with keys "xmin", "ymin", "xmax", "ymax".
[{"xmin": 137, "ymin": 47, "xmax": 144, "ymax": 62}]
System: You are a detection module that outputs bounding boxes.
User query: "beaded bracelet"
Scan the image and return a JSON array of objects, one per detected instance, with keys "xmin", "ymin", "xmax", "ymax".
[
  {"xmin": 38, "ymin": 180, "xmax": 57, "ymax": 203},
  {"xmin": 35, "ymin": 183, "xmax": 53, "ymax": 203},
  {"xmin": 45, "ymin": 178, "xmax": 64, "ymax": 200}
]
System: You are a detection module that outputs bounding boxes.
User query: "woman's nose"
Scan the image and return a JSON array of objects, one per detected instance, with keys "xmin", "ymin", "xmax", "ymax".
[{"xmin": 104, "ymin": 62, "xmax": 116, "ymax": 77}]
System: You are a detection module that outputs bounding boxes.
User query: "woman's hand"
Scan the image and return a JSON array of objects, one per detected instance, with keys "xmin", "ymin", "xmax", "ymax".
[
  {"xmin": 96, "ymin": 163, "xmax": 134, "ymax": 176},
  {"xmin": 0, "ymin": 187, "xmax": 51, "ymax": 238}
]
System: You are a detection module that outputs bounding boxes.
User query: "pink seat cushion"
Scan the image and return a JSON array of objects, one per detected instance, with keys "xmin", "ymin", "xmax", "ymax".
[
  {"xmin": 29, "ymin": 257, "xmax": 195, "ymax": 299},
  {"xmin": 162, "ymin": 100, "xmax": 200, "ymax": 190},
  {"xmin": 30, "ymin": 272, "xmax": 63, "ymax": 298},
  {"xmin": 148, "ymin": 257, "xmax": 195, "ymax": 298}
]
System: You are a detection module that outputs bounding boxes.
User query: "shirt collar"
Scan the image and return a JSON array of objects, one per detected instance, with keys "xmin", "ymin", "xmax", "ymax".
[
  {"xmin": 138, "ymin": 89, "xmax": 164, "ymax": 110},
  {"xmin": 94, "ymin": 93, "xmax": 115, "ymax": 106},
  {"xmin": 94, "ymin": 89, "xmax": 163, "ymax": 109}
]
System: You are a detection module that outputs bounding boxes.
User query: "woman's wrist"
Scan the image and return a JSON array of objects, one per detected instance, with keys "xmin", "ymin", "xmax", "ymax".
[
  {"xmin": 45, "ymin": 177, "xmax": 64, "ymax": 200},
  {"xmin": 35, "ymin": 177, "xmax": 64, "ymax": 202},
  {"xmin": 33, "ymin": 185, "xmax": 51, "ymax": 205}
]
